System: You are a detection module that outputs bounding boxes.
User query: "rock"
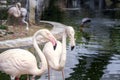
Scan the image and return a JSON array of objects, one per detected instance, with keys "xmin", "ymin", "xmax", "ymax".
[{"xmin": 0, "ymin": 29, "xmax": 7, "ymax": 37}]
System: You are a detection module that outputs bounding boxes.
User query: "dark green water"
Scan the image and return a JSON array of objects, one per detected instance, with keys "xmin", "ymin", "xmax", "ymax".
[{"xmin": 65, "ymin": 18, "xmax": 120, "ymax": 80}]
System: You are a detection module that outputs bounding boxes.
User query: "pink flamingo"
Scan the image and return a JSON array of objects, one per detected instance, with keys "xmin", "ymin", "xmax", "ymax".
[
  {"xmin": 8, "ymin": 2, "xmax": 21, "ymax": 18},
  {"xmin": 43, "ymin": 26, "xmax": 76, "ymax": 80},
  {"xmin": 0, "ymin": 29, "xmax": 57, "ymax": 80},
  {"xmin": 8, "ymin": 2, "xmax": 29, "ymax": 30}
]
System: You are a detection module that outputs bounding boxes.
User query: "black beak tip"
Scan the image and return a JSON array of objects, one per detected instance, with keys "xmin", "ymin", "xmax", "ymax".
[
  {"xmin": 71, "ymin": 46, "xmax": 75, "ymax": 51},
  {"xmin": 53, "ymin": 43, "xmax": 57, "ymax": 50}
]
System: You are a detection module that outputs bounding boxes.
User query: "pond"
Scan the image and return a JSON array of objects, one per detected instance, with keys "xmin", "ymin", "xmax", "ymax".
[
  {"xmin": 0, "ymin": 10, "xmax": 120, "ymax": 80},
  {"xmin": 64, "ymin": 10, "xmax": 120, "ymax": 80},
  {"xmin": 65, "ymin": 18, "xmax": 120, "ymax": 80}
]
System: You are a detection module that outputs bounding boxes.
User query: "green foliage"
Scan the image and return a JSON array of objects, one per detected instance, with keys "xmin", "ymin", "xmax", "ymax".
[
  {"xmin": 0, "ymin": 25, "xmax": 8, "ymax": 30},
  {"xmin": 0, "ymin": 73, "xmax": 10, "ymax": 80},
  {"xmin": 0, "ymin": 72, "xmax": 27, "ymax": 80},
  {"xmin": 19, "ymin": 75, "xmax": 27, "ymax": 80}
]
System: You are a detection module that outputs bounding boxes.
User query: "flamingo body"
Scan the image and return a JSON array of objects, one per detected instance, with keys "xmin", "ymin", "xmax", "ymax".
[
  {"xmin": 0, "ymin": 49, "xmax": 38, "ymax": 77},
  {"xmin": 8, "ymin": 6, "xmax": 21, "ymax": 18},
  {"xmin": 20, "ymin": 8, "xmax": 27, "ymax": 17}
]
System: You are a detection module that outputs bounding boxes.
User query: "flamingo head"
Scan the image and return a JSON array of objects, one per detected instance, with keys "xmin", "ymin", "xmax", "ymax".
[
  {"xmin": 81, "ymin": 18, "xmax": 91, "ymax": 25},
  {"xmin": 66, "ymin": 26, "xmax": 76, "ymax": 50},
  {"xmin": 80, "ymin": 17, "xmax": 91, "ymax": 30},
  {"xmin": 16, "ymin": 2, "xmax": 21, "ymax": 9},
  {"xmin": 37, "ymin": 29, "xmax": 57, "ymax": 50}
]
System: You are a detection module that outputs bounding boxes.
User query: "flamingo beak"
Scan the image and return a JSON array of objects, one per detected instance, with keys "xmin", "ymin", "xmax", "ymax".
[
  {"xmin": 71, "ymin": 46, "xmax": 75, "ymax": 51},
  {"xmin": 53, "ymin": 43, "xmax": 57, "ymax": 50},
  {"xmin": 49, "ymin": 36, "xmax": 57, "ymax": 50}
]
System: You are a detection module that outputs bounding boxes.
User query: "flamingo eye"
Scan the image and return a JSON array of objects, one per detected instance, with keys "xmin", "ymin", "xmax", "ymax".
[{"xmin": 46, "ymin": 32, "xmax": 50, "ymax": 36}]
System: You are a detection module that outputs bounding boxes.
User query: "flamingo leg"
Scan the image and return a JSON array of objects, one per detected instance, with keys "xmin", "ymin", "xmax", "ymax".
[
  {"xmin": 15, "ymin": 77, "xmax": 19, "ymax": 80},
  {"xmin": 13, "ymin": 17, "xmax": 17, "ymax": 28},
  {"xmin": 48, "ymin": 65, "xmax": 50, "ymax": 80},
  {"xmin": 27, "ymin": 75, "xmax": 29, "ymax": 80},
  {"xmin": 62, "ymin": 69, "xmax": 65, "ymax": 80},
  {"xmin": 22, "ymin": 17, "xmax": 29, "ymax": 30},
  {"xmin": 10, "ymin": 76, "xmax": 15, "ymax": 80},
  {"xmin": 18, "ymin": 17, "xmax": 22, "ymax": 26},
  {"xmin": 31, "ymin": 75, "xmax": 35, "ymax": 80}
]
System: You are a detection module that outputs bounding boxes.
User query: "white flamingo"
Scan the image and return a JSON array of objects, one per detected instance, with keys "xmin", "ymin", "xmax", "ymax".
[
  {"xmin": 8, "ymin": 2, "xmax": 21, "ymax": 18},
  {"xmin": 80, "ymin": 17, "xmax": 91, "ymax": 32},
  {"xmin": 8, "ymin": 2, "xmax": 29, "ymax": 30},
  {"xmin": 43, "ymin": 26, "xmax": 76, "ymax": 80},
  {"xmin": 81, "ymin": 17, "xmax": 91, "ymax": 26},
  {"xmin": 0, "ymin": 29, "xmax": 57, "ymax": 80}
]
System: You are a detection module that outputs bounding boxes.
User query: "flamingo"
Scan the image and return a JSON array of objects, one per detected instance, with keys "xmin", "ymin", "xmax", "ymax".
[
  {"xmin": 7, "ymin": 2, "xmax": 29, "ymax": 30},
  {"xmin": 8, "ymin": 2, "xmax": 21, "ymax": 18},
  {"xmin": 0, "ymin": 29, "xmax": 57, "ymax": 80},
  {"xmin": 43, "ymin": 26, "xmax": 75, "ymax": 80},
  {"xmin": 20, "ymin": 6, "xmax": 29, "ymax": 30},
  {"xmin": 81, "ymin": 17, "xmax": 91, "ymax": 26},
  {"xmin": 80, "ymin": 17, "xmax": 91, "ymax": 32}
]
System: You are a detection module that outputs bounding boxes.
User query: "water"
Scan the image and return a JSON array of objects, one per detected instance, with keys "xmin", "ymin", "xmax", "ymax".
[{"xmin": 64, "ymin": 18, "xmax": 120, "ymax": 80}]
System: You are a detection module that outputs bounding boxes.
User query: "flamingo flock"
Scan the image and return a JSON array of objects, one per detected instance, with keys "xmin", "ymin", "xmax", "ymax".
[{"xmin": 8, "ymin": 2, "xmax": 29, "ymax": 30}]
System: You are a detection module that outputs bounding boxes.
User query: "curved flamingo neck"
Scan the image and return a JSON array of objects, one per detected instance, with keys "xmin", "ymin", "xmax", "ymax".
[
  {"xmin": 14, "ymin": 5, "xmax": 21, "ymax": 17},
  {"xmin": 62, "ymin": 30, "xmax": 67, "ymax": 54},
  {"xmin": 59, "ymin": 30, "xmax": 67, "ymax": 69},
  {"xmin": 22, "ymin": 17, "xmax": 29, "ymax": 30},
  {"xmin": 33, "ymin": 32, "xmax": 47, "ymax": 75}
]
